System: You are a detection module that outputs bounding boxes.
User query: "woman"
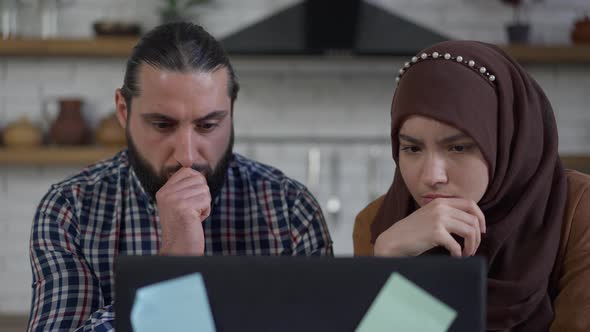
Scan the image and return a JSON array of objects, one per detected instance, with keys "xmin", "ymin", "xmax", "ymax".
[{"xmin": 353, "ymin": 40, "xmax": 590, "ymax": 331}]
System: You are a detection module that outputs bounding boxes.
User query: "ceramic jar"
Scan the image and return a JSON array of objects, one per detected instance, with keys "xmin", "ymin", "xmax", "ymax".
[
  {"xmin": 49, "ymin": 98, "xmax": 91, "ymax": 145},
  {"xmin": 572, "ymin": 15, "xmax": 590, "ymax": 44}
]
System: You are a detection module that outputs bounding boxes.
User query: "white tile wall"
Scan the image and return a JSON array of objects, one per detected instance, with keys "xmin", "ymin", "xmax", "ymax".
[{"xmin": 1, "ymin": 0, "xmax": 590, "ymax": 315}]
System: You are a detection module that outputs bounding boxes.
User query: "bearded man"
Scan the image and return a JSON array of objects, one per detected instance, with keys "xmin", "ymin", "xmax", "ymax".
[{"xmin": 27, "ymin": 22, "xmax": 332, "ymax": 332}]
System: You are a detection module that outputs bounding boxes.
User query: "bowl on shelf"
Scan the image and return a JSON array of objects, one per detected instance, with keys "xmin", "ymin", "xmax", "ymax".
[
  {"xmin": 2, "ymin": 117, "xmax": 43, "ymax": 148},
  {"xmin": 93, "ymin": 21, "xmax": 142, "ymax": 37},
  {"xmin": 95, "ymin": 112, "xmax": 126, "ymax": 147}
]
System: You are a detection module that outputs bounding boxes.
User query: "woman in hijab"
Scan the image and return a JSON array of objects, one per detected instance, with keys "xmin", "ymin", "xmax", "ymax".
[{"xmin": 353, "ymin": 40, "xmax": 590, "ymax": 331}]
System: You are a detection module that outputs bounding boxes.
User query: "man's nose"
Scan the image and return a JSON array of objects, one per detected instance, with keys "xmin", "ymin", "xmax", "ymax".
[{"xmin": 173, "ymin": 127, "xmax": 197, "ymax": 168}]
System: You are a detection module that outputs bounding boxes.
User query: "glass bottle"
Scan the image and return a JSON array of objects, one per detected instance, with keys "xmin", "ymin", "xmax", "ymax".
[
  {"xmin": 1, "ymin": 0, "xmax": 19, "ymax": 39},
  {"xmin": 39, "ymin": 0, "xmax": 58, "ymax": 38}
]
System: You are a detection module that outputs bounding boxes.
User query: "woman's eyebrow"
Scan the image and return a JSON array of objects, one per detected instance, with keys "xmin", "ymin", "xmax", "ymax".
[
  {"xmin": 399, "ymin": 134, "xmax": 423, "ymax": 145},
  {"xmin": 438, "ymin": 133, "xmax": 469, "ymax": 144}
]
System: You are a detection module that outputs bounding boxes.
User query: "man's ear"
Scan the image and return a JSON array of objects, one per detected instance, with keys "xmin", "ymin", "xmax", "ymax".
[{"xmin": 115, "ymin": 88, "xmax": 129, "ymax": 129}]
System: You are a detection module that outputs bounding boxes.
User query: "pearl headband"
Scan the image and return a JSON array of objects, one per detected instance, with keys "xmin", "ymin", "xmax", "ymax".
[{"xmin": 396, "ymin": 51, "xmax": 497, "ymax": 85}]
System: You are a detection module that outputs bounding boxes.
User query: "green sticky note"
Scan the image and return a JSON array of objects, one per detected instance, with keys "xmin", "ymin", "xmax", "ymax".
[{"xmin": 356, "ymin": 273, "xmax": 457, "ymax": 332}]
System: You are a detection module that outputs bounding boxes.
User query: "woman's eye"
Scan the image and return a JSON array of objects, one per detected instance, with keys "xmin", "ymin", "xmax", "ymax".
[{"xmin": 450, "ymin": 144, "xmax": 471, "ymax": 152}]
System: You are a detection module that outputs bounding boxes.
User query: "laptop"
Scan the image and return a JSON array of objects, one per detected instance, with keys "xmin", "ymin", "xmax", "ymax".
[{"xmin": 115, "ymin": 256, "xmax": 486, "ymax": 332}]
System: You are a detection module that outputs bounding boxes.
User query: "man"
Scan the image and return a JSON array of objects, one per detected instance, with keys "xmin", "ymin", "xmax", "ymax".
[{"xmin": 28, "ymin": 22, "xmax": 332, "ymax": 331}]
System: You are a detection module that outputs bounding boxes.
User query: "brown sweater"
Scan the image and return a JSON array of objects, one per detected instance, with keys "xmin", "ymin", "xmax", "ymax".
[{"xmin": 353, "ymin": 170, "xmax": 590, "ymax": 332}]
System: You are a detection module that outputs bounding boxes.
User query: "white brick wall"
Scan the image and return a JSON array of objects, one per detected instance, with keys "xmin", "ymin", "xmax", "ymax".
[{"xmin": 1, "ymin": 0, "xmax": 590, "ymax": 315}]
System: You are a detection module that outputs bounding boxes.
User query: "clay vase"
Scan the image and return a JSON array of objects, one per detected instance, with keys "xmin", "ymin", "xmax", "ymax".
[
  {"xmin": 49, "ymin": 99, "xmax": 91, "ymax": 145},
  {"xmin": 96, "ymin": 112, "xmax": 126, "ymax": 147},
  {"xmin": 572, "ymin": 15, "xmax": 590, "ymax": 44},
  {"xmin": 3, "ymin": 117, "xmax": 43, "ymax": 148}
]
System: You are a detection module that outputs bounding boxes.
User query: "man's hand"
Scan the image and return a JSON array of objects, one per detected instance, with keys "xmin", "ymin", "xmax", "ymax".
[
  {"xmin": 374, "ymin": 198, "xmax": 486, "ymax": 257},
  {"xmin": 156, "ymin": 168, "xmax": 211, "ymax": 255}
]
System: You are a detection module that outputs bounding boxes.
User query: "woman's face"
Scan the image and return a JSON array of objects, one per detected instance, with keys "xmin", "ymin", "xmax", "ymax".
[{"xmin": 398, "ymin": 116, "xmax": 490, "ymax": 207}]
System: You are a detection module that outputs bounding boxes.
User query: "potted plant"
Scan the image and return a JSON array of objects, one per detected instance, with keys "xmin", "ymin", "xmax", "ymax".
[
  {"xmin": 502, "ymin": 0, "xmax": 531, "ymax": 44},
  {"xmin": 159, "ymin": 0, "xmax": 210, "ymax": 24},
  {"xmin": 503, "ymin": 0, "xmax": 546, "ymax": 44}
]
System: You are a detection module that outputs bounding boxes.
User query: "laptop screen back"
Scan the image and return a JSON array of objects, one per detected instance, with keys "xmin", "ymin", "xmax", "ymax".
[{"xmin": 115, "ymin": 256, "xmax": 486, "ymax": 332}]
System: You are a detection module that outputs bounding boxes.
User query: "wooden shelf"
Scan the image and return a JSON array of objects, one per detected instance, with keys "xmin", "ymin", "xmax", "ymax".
[
  {"xmin": 0, "ymin": 37, "xmax": 138, "ymax": 57},
  {"xmin": 561, "ymin": 155, "xmax": 590, "ymax": 172},
  {"xmin": 1, "ymin": 38, "xmax": 590, "ymax": 63},
  {"xmin": 0, "ymin": 146, "xmax": 124, "ymax": 166},
  {"xmin": 502, "ymin": 44, "xmax": 590, "ymax": 63}
]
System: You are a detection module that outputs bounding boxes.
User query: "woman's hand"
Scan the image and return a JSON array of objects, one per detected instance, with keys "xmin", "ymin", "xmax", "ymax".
[{"xmin": 374, "ymin": 198, "xmax": 486, "ymax": 257}]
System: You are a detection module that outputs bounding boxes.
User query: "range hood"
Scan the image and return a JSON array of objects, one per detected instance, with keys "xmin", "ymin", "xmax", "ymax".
[{"xmin": 221, "ymin": 0, "xmax": 449, "ymax": 56}]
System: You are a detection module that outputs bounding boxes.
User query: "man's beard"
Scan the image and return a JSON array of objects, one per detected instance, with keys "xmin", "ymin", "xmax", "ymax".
[{"xmin": 127, "ymin": 127, "xmax": 234, "ymax": 202}]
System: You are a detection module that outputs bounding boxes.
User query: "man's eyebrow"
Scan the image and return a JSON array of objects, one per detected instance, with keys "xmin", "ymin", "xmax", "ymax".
[
  {"xmin": 141, "ymin": 113, "xmax": 177, "ymax": 121},
  {"xmin": 194, "ymin": 110, "xmax": 229, "ymax": 122},
  {"xmin": 140, "ymin": 111, "xmax": 229, "ymax": 122}
]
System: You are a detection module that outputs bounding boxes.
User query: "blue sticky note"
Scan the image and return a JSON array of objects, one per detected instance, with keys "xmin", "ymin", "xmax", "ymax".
[
  {"xmin": 356, "ymin": 273, "xmax": 457, "ymax": 332},
  {"xmin": 131, "ymin": 272, "xmax": 216, "ymax": 332}
]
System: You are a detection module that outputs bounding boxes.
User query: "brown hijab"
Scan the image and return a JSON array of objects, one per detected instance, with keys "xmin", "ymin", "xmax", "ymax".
[{"xmin": 370, "ymin": 41, "xmax": 566, "ymax": 331}]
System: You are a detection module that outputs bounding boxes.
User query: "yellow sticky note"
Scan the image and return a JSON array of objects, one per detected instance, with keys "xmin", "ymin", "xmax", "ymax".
[{"xmin": 356, "ymin": 273, "xmax": 457, "ymax": 332}]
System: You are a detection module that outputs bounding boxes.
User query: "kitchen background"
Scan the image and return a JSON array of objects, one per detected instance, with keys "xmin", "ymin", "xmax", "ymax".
[{"xmin": 1, "ymin": 0, "xmax": 590, "ymax": 323}]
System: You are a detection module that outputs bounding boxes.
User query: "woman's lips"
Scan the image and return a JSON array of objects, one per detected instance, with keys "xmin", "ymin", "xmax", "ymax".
[{"xmin": 421, "ymin": 194, "xmax": 456, "ymax": 205}]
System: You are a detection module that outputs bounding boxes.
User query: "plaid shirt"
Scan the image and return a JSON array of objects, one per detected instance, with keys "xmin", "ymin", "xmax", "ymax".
[{"xmin": 28, "ymin": 150, "xmax": 332, "ymax": 331}]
